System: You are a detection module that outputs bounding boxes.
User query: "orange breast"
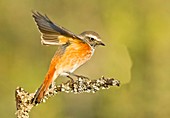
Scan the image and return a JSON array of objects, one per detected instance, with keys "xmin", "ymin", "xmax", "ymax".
[{"xmin": 54, "ymin": 42, "xmax": 93, "ymax": 75}]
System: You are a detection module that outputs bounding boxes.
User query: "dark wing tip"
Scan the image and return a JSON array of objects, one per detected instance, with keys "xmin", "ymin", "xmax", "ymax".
[
  {"xmin": 32, "ymin": 10, "xmax": 40, "ymax": 19},
  {"xmin": 32, "ymin": 11, "xmax": 51, "ymax": 23},
  {"xmin": 32, "ymin": 11, "xmax": 56, "ymax": 33},
  {"xmin": 31, "ymin": 11, "xmax": 82, "ymax": 42}
]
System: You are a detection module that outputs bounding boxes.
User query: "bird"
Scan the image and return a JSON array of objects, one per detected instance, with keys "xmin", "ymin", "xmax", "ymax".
[{"xmin": 32, "ymin": 11, "xmax": 105, "ymax": 104}]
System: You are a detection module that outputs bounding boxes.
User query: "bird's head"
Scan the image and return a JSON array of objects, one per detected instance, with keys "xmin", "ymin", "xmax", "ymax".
[{"xmin": 79, "ymin": 31, "xmax": 105, "ymax": 48}]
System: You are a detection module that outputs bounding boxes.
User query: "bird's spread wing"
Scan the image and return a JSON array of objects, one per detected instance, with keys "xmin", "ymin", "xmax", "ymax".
[{"xmin": 32, "ymin": 11, "xmax": 83, "ymax": 45}]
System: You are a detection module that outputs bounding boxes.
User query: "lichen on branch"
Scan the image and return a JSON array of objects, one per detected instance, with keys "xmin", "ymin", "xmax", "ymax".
[{"xmin": 15, "ymin": 76, "xmax": 120, "ymax": 118}]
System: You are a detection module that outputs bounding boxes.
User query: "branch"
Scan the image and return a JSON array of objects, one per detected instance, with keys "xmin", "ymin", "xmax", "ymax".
[{"xmin": 15, "ymin": 76, "xmax": 120, "ymax": 118}]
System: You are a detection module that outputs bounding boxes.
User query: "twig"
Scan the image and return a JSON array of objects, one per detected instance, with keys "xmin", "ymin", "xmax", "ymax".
[{"xmin": 15, "ymin": 76, "xmax": 120, "ymax": 118}]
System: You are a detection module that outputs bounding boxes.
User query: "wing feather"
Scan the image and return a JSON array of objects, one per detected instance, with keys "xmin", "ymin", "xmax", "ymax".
[{"xmin": 32, "ymin": 11, "xmax": 82, "ymax": 45}]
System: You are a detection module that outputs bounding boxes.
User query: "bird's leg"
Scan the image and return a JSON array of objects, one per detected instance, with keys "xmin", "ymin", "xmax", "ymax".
[
  {"xmin": 66, "ymin": 75, "xmax": 74, "ymax": 83},
  {"xmin": 67, "ymin": 72, "xmax": 89, "ymax": 80}
]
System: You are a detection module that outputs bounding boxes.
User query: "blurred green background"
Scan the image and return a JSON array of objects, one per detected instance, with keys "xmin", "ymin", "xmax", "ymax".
[{"xmin": 1, "ymin": 0, "xmax": 170, "ymax": 118}]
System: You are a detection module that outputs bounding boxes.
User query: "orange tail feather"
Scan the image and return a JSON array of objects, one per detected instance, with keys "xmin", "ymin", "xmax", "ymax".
[
  {"xmin": 32, "ymin": 67, "xmax": 57, "ymax": 104},
  {"xmin": 32, "ymin": 78, "xmax": 52, "ymax": 103}
]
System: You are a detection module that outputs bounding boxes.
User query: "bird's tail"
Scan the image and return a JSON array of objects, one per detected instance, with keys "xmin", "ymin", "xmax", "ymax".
[{"xmin": 32, "ymin": 68, "xmax": 57, "ymax": 104}]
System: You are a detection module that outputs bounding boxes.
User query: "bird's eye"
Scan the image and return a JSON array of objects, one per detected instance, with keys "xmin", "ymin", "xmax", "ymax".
[{"xmin": 90, "ymin": 37, "xmax": 95, "ymax": 41}]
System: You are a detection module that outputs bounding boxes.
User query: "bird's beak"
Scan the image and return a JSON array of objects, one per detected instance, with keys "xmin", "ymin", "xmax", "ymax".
[{"xmin": 97, "ymin": 41, "xmax": 105, "ymax": 46}]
